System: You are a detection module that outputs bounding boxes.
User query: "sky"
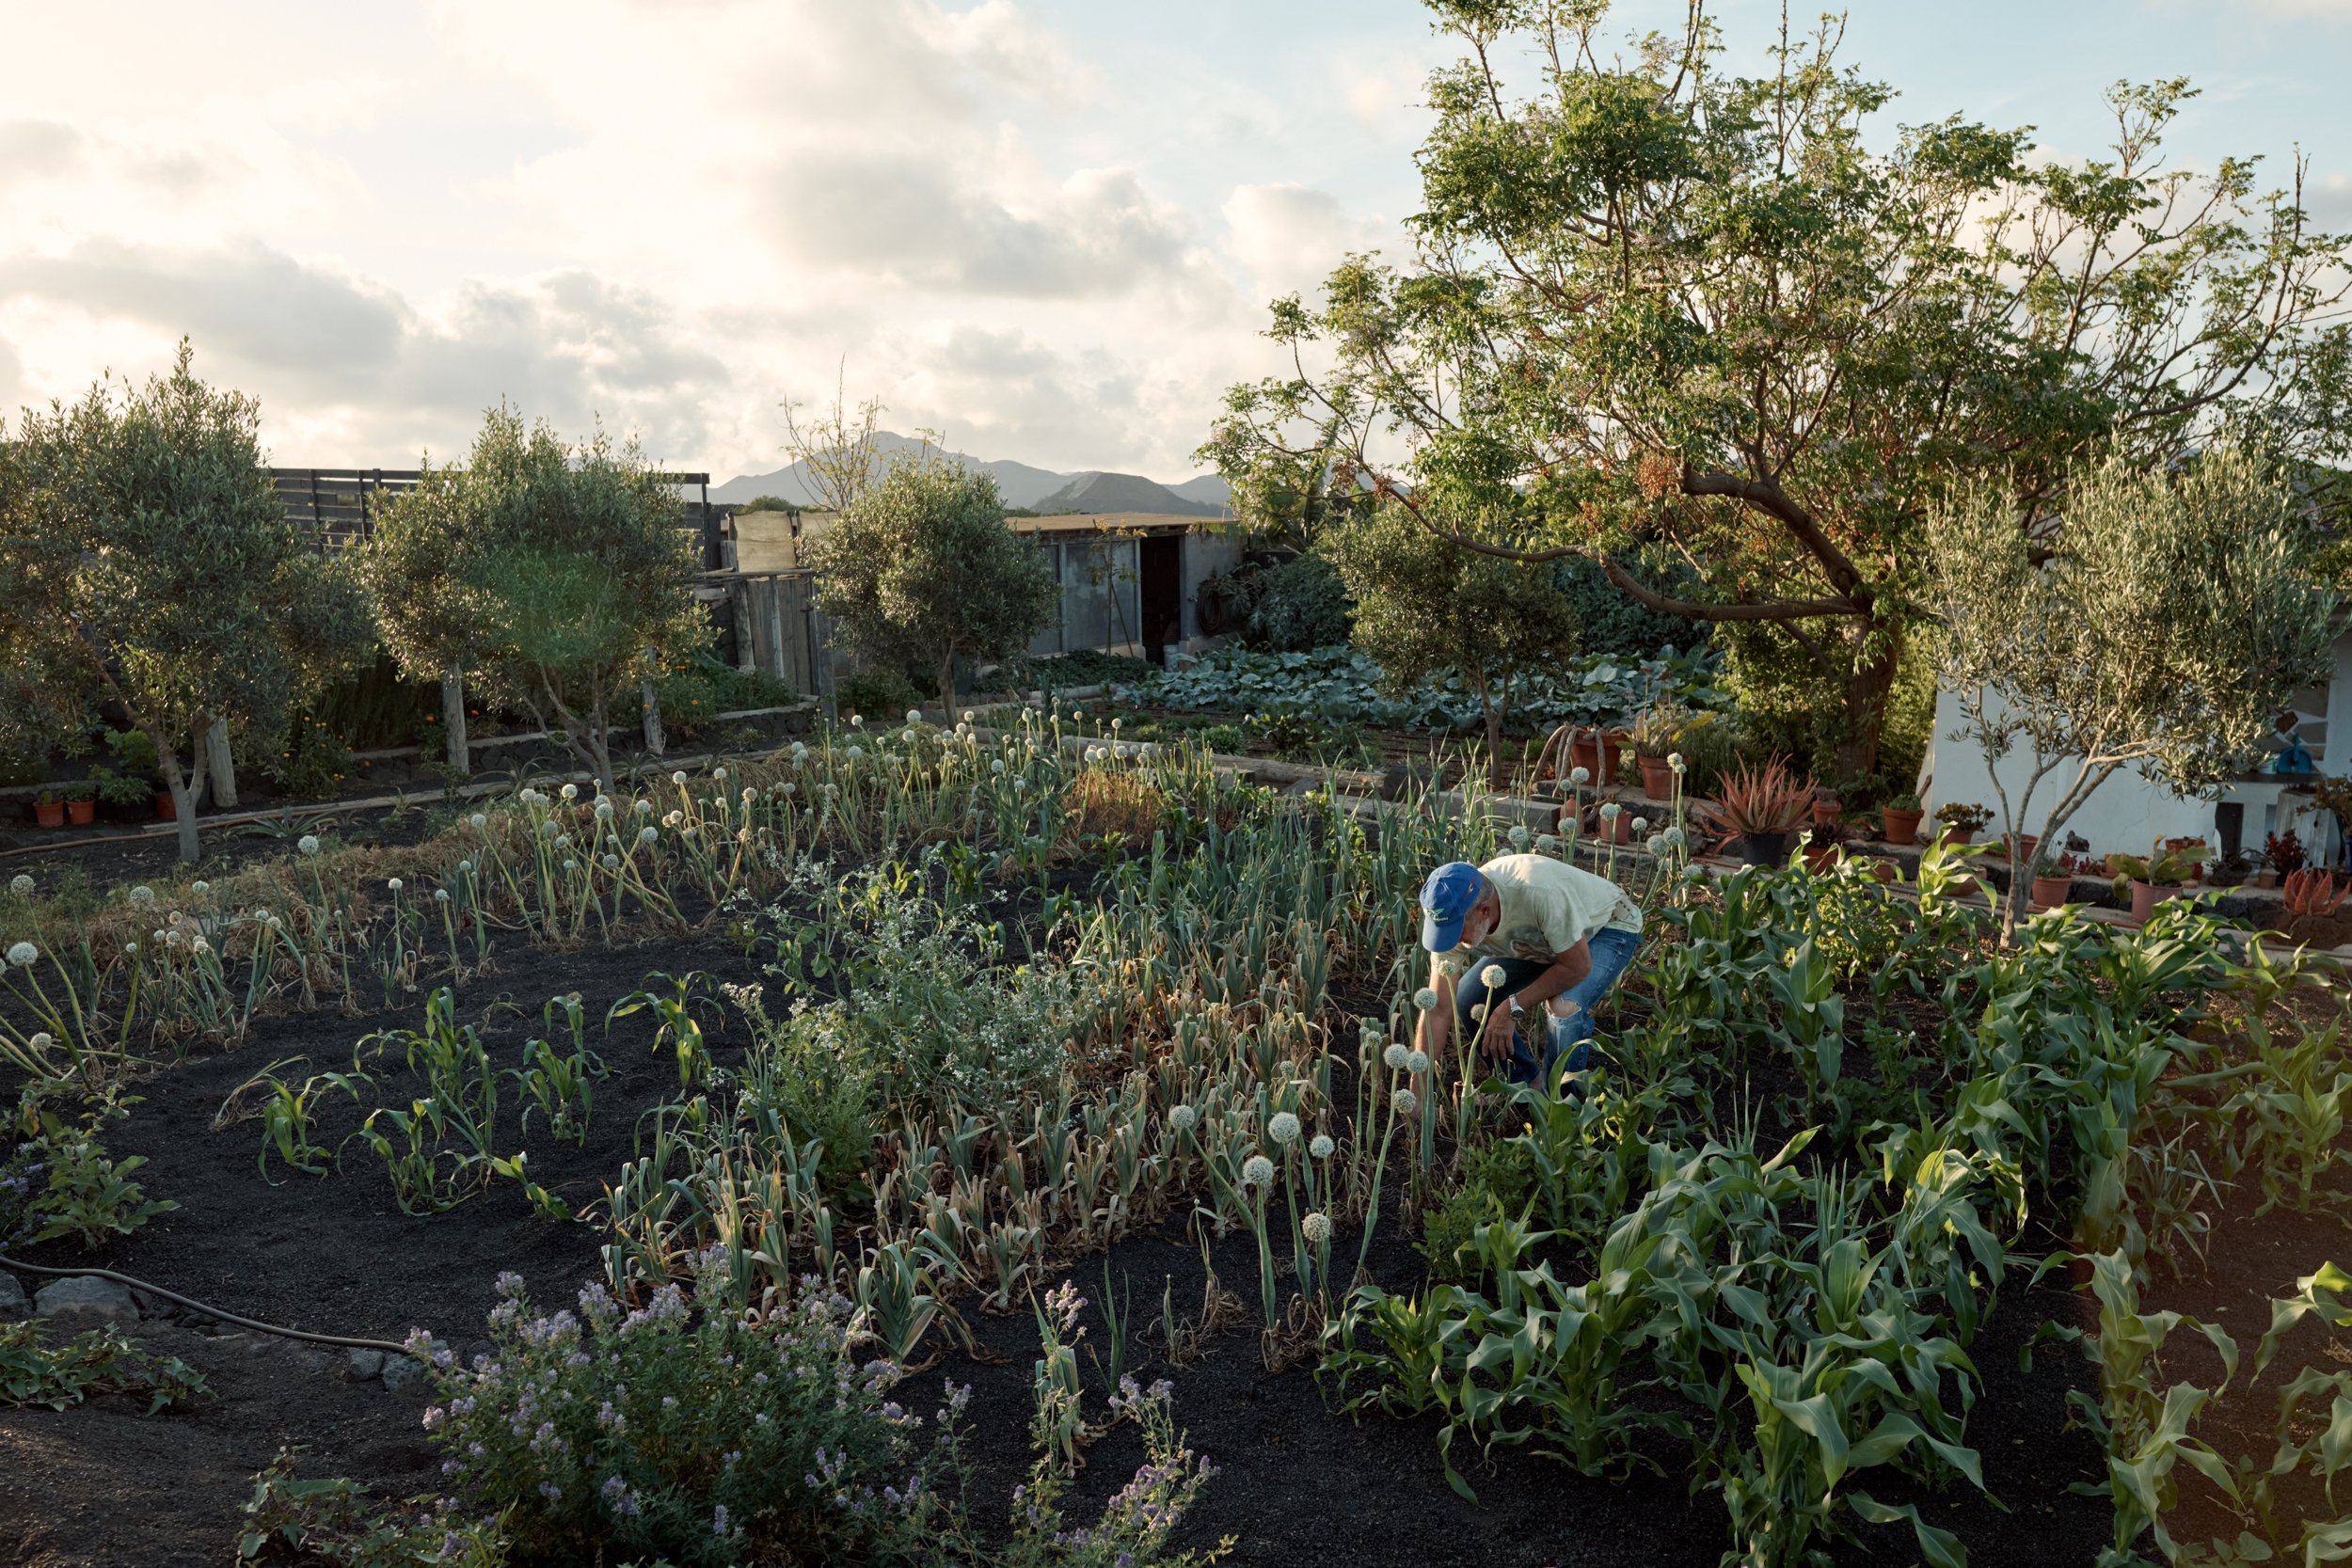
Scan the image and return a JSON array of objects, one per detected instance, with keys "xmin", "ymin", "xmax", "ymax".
[{"xmin": 0, "ymin": 0, "xmax": 2347, "ymax": 485}]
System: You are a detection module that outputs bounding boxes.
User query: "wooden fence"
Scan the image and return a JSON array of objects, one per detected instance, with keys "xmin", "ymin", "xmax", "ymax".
[
  {"xmin": 268, "ymin": 467, "xmax": 724, "ymax": 565},
  {"xmin": 708, "ymin": 568, "xmax": 829, "ymax": 695}
]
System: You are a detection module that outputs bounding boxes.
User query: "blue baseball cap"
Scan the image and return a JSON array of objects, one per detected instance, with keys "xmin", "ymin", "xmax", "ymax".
[{"xmin": 1419, "ymin": 862, "xmax": 1484, "ymax": 952}]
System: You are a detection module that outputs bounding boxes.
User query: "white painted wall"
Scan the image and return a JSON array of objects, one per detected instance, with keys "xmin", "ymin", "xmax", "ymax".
[{"xmin": 1921, "ymin": 629, "xmax": 2352, "ymax": 867}]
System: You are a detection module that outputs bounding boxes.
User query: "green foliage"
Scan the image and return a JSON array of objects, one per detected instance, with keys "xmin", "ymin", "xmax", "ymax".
[
  {"xmin": 1325, "ymin": 506, "xmax": 1581, "ymax": 777},
  {"xmin": 1203, "ymin": 7, "xmax": 2352, "ymax": 784},
  {"xmin": 810, "ymin": 456, "xmax": 1058, "ymax": 712},
  {"xmin": 736, "ymin": 495, "xmax": 799, "ymax": 515},
  {"xmin": 237, "ymin": 1451, "xmax": 505, "ymax": 1566},
  {"xmin": 0, "ymin": 341, "xmax": 373, "ymax": 858},
  {"xmin": 970, "ymin": 648, "xmax": 1162, "ymax": 695},
  {"xmin": 364, "ymin": 405, "xmax": 702, "ymax": 789},
  {"xmin": 263, "ymin": 713, "xmax": 352, "ymax": 800},
  {"xmin": 7, "ymin": 1091, "xmax": 176, "ymax": 1248},
  {"xmin": 1418, "ymin": 1137, "xmax": 1537, "ymax": 1282},
  {"xmin": 655, "ymin": 648, "xmax": 797, "ymax": 736},
  {"xmin": 1931, "ymin": 445, "xmax": 2337, "ymax": 927},
  {"xmin": 835, "ymin": 665, "xmax": 927, "ymax": 721},
  {"xmin": 1243, "ymin": 553, "xmax": 1352, "ymax": 651},
  {"xmin": 1551, "ymin": 553, "xmax": 1707, "ymax": 659},
  {"xmin": 0, "ymin": 1321, "xmax": 208, "ymax": 1415}
]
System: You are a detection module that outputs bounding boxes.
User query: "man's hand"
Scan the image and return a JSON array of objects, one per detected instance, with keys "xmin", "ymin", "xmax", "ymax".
[{"xmin": 1480, "ymin": 997, "xmax": 1518, "ymax": 1060}]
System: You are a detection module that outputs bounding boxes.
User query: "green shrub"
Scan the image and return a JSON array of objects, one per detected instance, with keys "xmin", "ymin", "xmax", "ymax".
[
  {"xmin": 835, "ymin": 666, "xmax": 926, "ymax": 722},
  {"xmin": 418, "ymin": 1263, "xmax": 931, "ymax": 1567},
  {"xmin": 0, "ymin": 1321, "xmax": 207, "ymax": 1413},
  {"xmin": 5, "ymin": 1092, "xmax": 175, "ymax": 1249},
  {"xmin": 1419, "ymin": 1138, "xmax": 1539, "ymax": 1282},
  {"xmin": 263, "ymin": 713, "xmax": 351, "ymax": 800},
  {"xmin": 657, "ymin": 651, "xmax": 797, "ymax": 736},
  {"xmin": 1247, "ymin": 553, "xmax": 1350, "ymax": 651},
  {"xmin": 1551, "ymin": 552, "xmax": 1708, "ymax": 659}
]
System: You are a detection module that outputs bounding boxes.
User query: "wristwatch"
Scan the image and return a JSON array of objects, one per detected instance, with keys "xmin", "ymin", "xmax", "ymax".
[{"xmin": 1505, "ymin": 993, "xmax": 1523, "ymax": 1015}]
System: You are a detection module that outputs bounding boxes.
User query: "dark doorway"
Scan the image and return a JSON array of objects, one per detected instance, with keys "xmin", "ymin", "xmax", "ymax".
[{"xmin": 1139, "ymin": 535, "xmax": 1183, "ymax": 666}]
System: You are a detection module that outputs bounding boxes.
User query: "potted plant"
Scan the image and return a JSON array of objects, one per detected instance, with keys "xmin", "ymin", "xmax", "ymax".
[
  {"xmin": 1697, "ymin": 754, "xmax": 1814, "ymax": 866},
  {"xmin": 104, "ymin": 727, "xmax": 172, "ymax": 819},
  {"xmin": 2206, "ymin": 848, "xmax": 2249, "ymax": 889},
  {"xmin": 1803, "ymin": 825, "xmax": 1843, "ymax": 874},
  {"xmin": 33, "ymin": 789, "xmax": 64, "ymax": 829},
  {"xmin": 2004, "ymin": 831, "xmax": 2039, "ymax": 864},
  {"xmin": 1933, "ymin": 800, "xmax": 1993, "ymax": 846},
  {"xmin": 1567, "ymin": 725, "xmax": 1607, "ymax": 784},
  {"xmin": 2107, "ymin": 840, "xmax": 2210, "ymax": 924},
  {"xmin": 2028, "ymin": 853, "xmax": 2074, "ymax": 910},
  {"xmin": 2257, "ymin": 830, "xmax": 2304, "ymax": 889},
  {"xmin": 1882, "ymin": 792, "xmax": 1925, "ymax": 846},
  {"xmin": 1629, "ymin": 702, "xmax": 1689, "ymax": 799},
  {"xmin": 63, "ymin": 779, "xmax": 96, "ymax": 826},
  {"xmin": 1811, "ymin": 786, "xmax": 1840, "ymax": 830},
  {"xmin": 89, "ymin": 765, "xmax": 155, "ymax": 821}
]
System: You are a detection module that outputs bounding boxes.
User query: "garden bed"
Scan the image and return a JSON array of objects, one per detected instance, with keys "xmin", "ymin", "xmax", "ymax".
[{"xmin": 0, "ymin": 721, "xmax": 2344, "ymax": 1567}]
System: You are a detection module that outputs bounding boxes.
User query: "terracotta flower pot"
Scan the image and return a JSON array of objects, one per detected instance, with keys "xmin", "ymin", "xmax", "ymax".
[
  {"xmin": 1938, "ymin": 826, "xmax": 1976, "ymax": 847},
  {"xmin": 1883, "ymin": 807, "xmax": 1924, "ymax": 845},
  {"xmin": 2031, "ymin": 875, "xmax": 2073, "ymax": 909},
  {"xmin": 1868, "ymin": 858, "xmax": 1899, "ymax": 883},
  {"xmin": 1568, "ymin": 734, "xmax": 1604, "ymax": 782},
  {"xmin": 154, "ymin": 791, "xmax": 177, "ymax": 821},
  {"xmin": 34, "ymin": 800, "xmax": 64, "ymax": 829},
  {"xmin": 1638, "ymin": 756, "xmax": 1676, "ymax": 800},
  {"xmin": 2129, "ymin": 879, "xmax": 2181, "ymax": 924},
  {"xmin": 1602, "ymin": 730, "xmax": 1633, "ymax": 779},
  {"xmin": 1804, "ymin": 844, "xmax": 1841, "ymax": 874},
  {"xmin": 2253, "ymin": 869, "xmax": 2279, "ymax": 889},
  {"xmin": 66, "ymin": 798, "xmax": 95, "ymax": 826},
  {"xmin": 1948, "ymin": 875, "xmax": 1981, "ymax": 900},
  {"xmin": 1812, "ymin": 799, "xmax": 1840, "ymax": 829},
  {"xmin": 2007, "ymin": 834, "xmax": 2038, "ymax": 863}
]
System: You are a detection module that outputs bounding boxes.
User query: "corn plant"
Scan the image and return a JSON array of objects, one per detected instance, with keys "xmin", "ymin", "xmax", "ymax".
[{"xmin": 235, "ymin": 1060, "xmax": 372, "ymax": 1183}]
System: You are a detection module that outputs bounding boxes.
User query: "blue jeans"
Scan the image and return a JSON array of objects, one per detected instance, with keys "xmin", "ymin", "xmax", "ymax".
[{"xmin": 1453, "ymin": 927, "xmax": 1643, "ymax": 1089}]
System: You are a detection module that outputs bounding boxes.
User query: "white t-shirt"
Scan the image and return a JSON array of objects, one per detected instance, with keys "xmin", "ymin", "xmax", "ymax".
[{"xmin": 1435, "ymin": 853, "xmax": 1642, "ymax": 979}]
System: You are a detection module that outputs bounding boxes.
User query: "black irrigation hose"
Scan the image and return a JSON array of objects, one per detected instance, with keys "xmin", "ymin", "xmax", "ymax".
[{"xmin": 0, "ymin": 1253, "xmax": 414, "ymax": 1356}]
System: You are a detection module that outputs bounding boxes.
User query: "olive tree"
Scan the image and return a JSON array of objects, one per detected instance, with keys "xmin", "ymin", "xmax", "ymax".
[
  {"xmin": 1927, "ymin": 443, "xmax": 2336, "ymax": 931},
  {"xmin": 809, "ymin": 455, "xmax": 1058, "ymax": 713},
  {"xmin": 1326, "ymin": 503, "xmax": 1581, "ymax": 785},
  {"xmin": 1201, "ymin": 0, "xmax": 2352, "ymax": 786},
  {"xmin": 364, "ymin": 408, "xmax": 702, "ymax": 792},
  {"xmin": 0, "ymin": 343, "xmax": 372, "ymax": 862}
]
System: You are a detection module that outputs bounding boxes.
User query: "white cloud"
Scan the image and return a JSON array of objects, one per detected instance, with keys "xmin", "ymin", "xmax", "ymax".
[{"xmin": 1221, "ymin": 182, "xmax": 1396, "ymax": 303}]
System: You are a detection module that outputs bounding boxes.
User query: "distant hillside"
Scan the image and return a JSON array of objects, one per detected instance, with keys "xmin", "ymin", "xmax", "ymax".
[
  {"xmin": 712, "ymin": 432, "xmax": 1225, "ymax": 515},
  {"xmin": 1030, "ymin": 470, "xmax": 1228, "ymax": 517}
]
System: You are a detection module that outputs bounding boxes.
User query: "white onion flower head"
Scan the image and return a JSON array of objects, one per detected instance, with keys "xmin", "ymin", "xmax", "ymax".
[
  {"xmin": 1631, "ymin": 816, "xmax": 1648, "ymax": 835},
  {"xmin": 7, "ymin": 942, "xmax": 36, "ymax": 967},
  {"xmin": 846, "ymin": 746, "xmax": 864, "ymax": 762},
  {"xmin": 1535, "ymin": 833, "xmax": 1560, "ymax": 854},
  {"xmin": 992, "ymin": 759, "xmax": 1006, "ymax": 775},
  {"xmin": 434, "ymin": 889, "xmax": 450, "ymax": 903},
  {"xmin": 1667, "ymin": 752, "xmax": 1685, "ymax": 773},
  {"xmin": 1646, "ymin": 833, "xmax": 1669, "ymax": 856},
  {"xmin": 1241, "ymin": 1154, "xmax": 1275, "ymax": 1188},
  {"xmin": 1392, "ymin": 1087, "xmax": 1419, "ymax": 1117},
  {"xmin": 1168, "ymin": 1105, "xmax": 1198, "ymax": 1134},
  {"xmin": 1508, "ymin": 824, "xmax": 1531, "ymax": 850},
  {"xmin": 297, "ymin": 835, "xmax": 320, "ymax": 856},
  {"xmin": 387, "ymin": 878, "xmax": 403, "ymax": 893},
  {"xmin": 790, "ymin": 742, "xmax": 808, "ymax": 760},
  {"xmin": 123, "ymin": 942, "xmax": 138, "ymax": 956},
  {"xmin": 905, "ymin": 708, "xmax": 923, "ymax": 725},
  {"xmin": 1309, "ymin": 1133, "xmax": 1335, "ymax": 1160},
  {"xmin": 672, "ymin": 770, "xmax": 688, "ymax": 785},
  {"xmin": 457, "ymin": 860, "xmax": 473, "ymax": 875},
  {"xmin": 639, "ymin": 826, "xmax": 659, "ymax": 845},
  {"xmin": 713, "ymin": 768, "xmax": 727, "ymax": 783},
  {"xmin": 740, "ymin": 787, "xmax": 755, "ymax": 803},
  {"xmin": 192, "ymin": 936, "xmax": 212, "ymax": 956},
  {"xmin": 130, "ymin": 885, "xmax": 154, "ymax": 907},
  {"xmin": 596, "ymin": 800, "xmax": 614, "ymax": 820},
  {"xmin": 29, "ymin": 1031, "xmax": 53, "ymax": 1052},
  {"xmin": 543, "ymin": 820, "xmax": 562, "ymax": 837},
  {"xmin": 1599, "ymin": 801, "xmax": 1621, "ymax": 821},
  {"xmin": 850, "ymin": 714, "xmax": 865, "ymax": 727},
  {"xmin": 1383, "ymin": 1041, "xmax": 1410, "ymax": 1069},
  {"xmin": 561, "ymin": 783, "xmax": 579, "ymax": 801},
  {"xmin": 469, "ymin": 813, "xmax": 487, "ymax": 831},
  {"xmin": 1267, "ymin": 1112, "xmax": 1301, "ymax": 1146},
  {"xmin": 1302, "ymin": 1212, "xmax": 1332, "ymax": 1245},
  {"xmin": 634, "ymin": 798, "xmax": 653, "ymax": 815},
  {"xmin": 1407, "ymin": 1049, "xmax": 1430, "ymax": 1076},
  {"xmin": 1569, "ymin": 767, "xmax": 1590, "ymax": 785},
  {"xmin": 1481, "ymin": 964, "xmax": 1509, "ymax": 988},
  {"xmin": 1413, "ymin": 987, "xmax": 1438, "ymax": 1011},
  {"xmin": 602, "ymin": 853, "xmax": 620, "ymax": 870},
  {"xmin": 1662, "ymin": 827, "xmax": 1686, "ymax": 847},
  {"xmin": 191, "ymin": 879, "xmax": 209, "ymax": 895},
  {"xmin": 8, "ymin": 874, "xmax": 31, "ymax": 896}
]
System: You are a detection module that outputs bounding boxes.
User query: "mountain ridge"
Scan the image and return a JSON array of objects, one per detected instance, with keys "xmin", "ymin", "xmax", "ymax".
[{"xmin": 712, "ymin": 432, "xmax": 1231, "ymax": 515}]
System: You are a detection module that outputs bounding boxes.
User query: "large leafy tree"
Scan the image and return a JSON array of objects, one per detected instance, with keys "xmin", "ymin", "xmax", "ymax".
[
  {"xmin": 1203, "ymin": 0, "xmax": 2352, "ymax": 784},
  {"xmin": 1929, "ymin": 443, "xmax": 2335, "ymax": 932},
  {"xmin": 811, "ymin": 455, "xmax": 1059, "ymax": 713},
  {"xmin": 365, "ymin": 408, "xmax": 703, "ymax": 791},
  {"xmin": 0, "ymin": 341, "xmax": 372, "ymax": 861},
  {"xmin": 1325, "ymin": 502, "xmax": 1581, "ymax": 785}
]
